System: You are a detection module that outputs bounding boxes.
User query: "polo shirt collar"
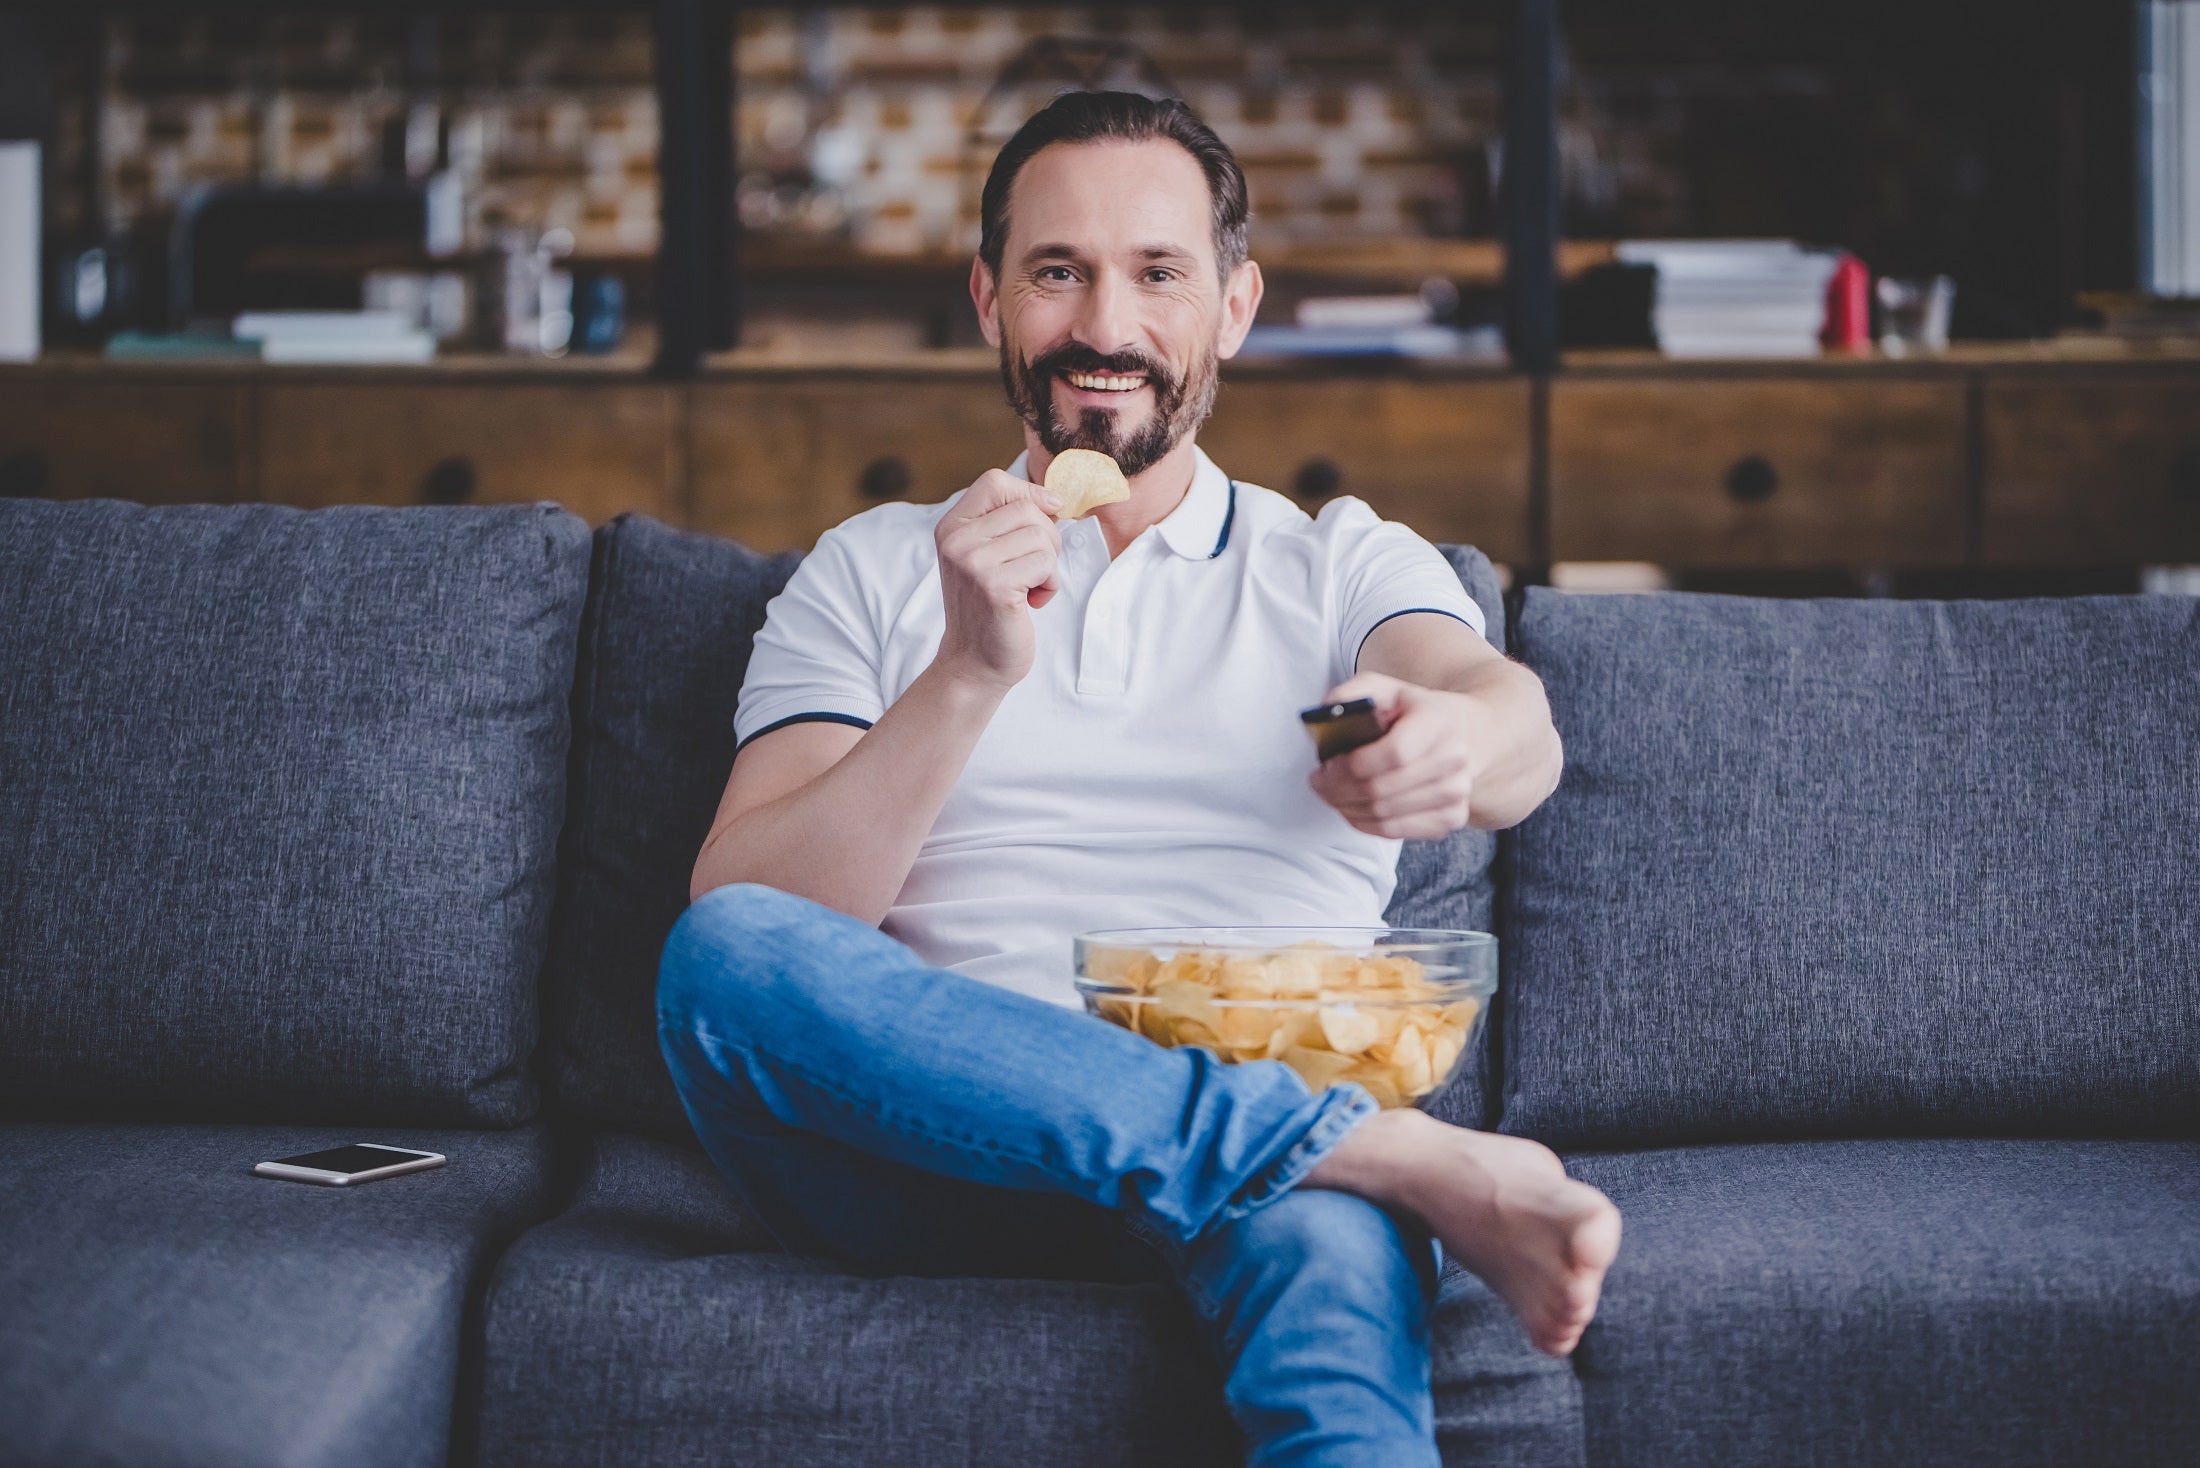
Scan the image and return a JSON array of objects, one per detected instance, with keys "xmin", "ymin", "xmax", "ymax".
[{"xmin": 1007, "ymin": 444, "xmax": 1235, "ymax": 560}]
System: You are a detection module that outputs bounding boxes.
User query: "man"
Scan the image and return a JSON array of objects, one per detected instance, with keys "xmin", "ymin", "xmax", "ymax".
[{"xmin": 659, "ymin": 91, "xmax": 1621, "ymax": 1466}]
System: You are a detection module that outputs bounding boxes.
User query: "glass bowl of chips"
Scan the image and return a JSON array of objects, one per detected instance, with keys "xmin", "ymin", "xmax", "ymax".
[{"xmin": 1072, "ymin": 927, "xmax": 1497, "ymax": 1109}]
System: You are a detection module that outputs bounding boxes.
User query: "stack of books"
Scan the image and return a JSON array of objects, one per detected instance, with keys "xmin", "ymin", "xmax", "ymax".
[
  {"xmin": 233, "ymin": 312, "xmax": 437, "ymax": 364},
  {"xmin": 1614, "ymin": 240, "xmax": 1838, "ymax": 358},
  {"xmin": 1236, "ymin": 292, "xmax": 1504, "ymax": 362}
]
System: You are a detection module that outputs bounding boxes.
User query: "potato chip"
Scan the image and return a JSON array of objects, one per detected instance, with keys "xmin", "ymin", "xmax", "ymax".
[
  {"xmin": 1043, "ymin": 449, "xmax": 1131, "ymax": 519},
  {"xmin": 1083, "ymin": 940, "xmax": 1481, "ymax": 1109},
  {"xmin": 1389, "ymin": 1026, "xmax": 1435, "ymax": 1095},
  {"xmin": 1348, "ymin": 1065, "xmax": 1405, "ymax": 1110},
  {"xmin": 1427, "ymin": 1028, "xmax": 1464, "ymax": 1081},
  {"xmin": 1215, "ymin": 1000, "xmax": 1283, "ymax": 1052},
  {"xmin": 1280, "ymin": 1045, "xmax": 1358, "ymax": 1091},
  {"xmin": 1261, "ymin": 1009, "xmax": 1317, "ymax": 1059},
  {"xmin": 1317, "ymin": 1001, "xmax": 1382, "ymax": 1056}
]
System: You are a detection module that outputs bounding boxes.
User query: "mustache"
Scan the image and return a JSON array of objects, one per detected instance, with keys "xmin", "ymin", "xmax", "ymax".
[{"xmin": 1023, "ymin": 342, "xmax": 1176, "ymax": 389}]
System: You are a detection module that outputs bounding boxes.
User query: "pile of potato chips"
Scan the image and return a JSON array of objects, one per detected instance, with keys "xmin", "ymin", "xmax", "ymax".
[{"xmin": 1081, "ymin": 940, "xmax": 1480, "ymax": 1108}]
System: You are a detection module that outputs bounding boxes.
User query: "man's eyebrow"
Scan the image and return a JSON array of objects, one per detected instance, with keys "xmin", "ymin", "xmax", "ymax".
[
  {"xmin": 1020, "ymin": 242, "xmax": 1090, "ymax": 266},
  {"xmin": 1017, "ymin": 243, "xmax": 1201, "ymax": 267}
]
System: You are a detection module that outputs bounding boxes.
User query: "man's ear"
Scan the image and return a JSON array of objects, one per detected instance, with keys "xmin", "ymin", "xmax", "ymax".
[
  {"xmin": 1215, "ymin": 259, "xmax": 1264, "ymax": 360},
  {"xmin": 969, "ymin": 256, "xmax": 1002, "ymax": 348}
]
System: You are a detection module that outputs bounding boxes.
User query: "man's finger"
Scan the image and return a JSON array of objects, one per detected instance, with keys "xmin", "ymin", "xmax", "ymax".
[
  {"xmin": 1315, "ymin": 762, "xmax": 1464, "ymax": 818},
  {"xmin": 962, "ymin": 498, "xmax": 1062, "ymax": 546},
  {"xmin": 1339, "ymin": 713, "xmax": 1438, "ymax": 778},
  {"xmin": 1355, "ymin": 749, "xmax": 1469, "ymax": 802},
  {"xmin": 1322, "ymin": 671, "xmax": 1404, "ymax": 710},
  {"xmin": 954, "ymin": 471, "xmax": 1059, "ymax": 521}
]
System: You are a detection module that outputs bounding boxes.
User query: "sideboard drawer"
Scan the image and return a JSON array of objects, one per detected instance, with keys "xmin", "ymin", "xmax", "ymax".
[
  {"xmin": 1197, "ymin": 378, "xmax": 1532, "ymax": 563},
  {"xmin": 1550, "ymin": 379, "xmax": 1968, "ymax": 566},
  {"xmin": 258, "ymin": 383, "xmax": 677, "ymax": 524},
  {"xmin": 1981, "ymin": 373, "xmax": 2200, "ymax": 565},
  {"xmin": 691, "ymin": 379, "xmax": 1009, "ymax": 552},
  {"xmin": 0, "ymin": 379, "xmax": 250, "ymax": 502}
]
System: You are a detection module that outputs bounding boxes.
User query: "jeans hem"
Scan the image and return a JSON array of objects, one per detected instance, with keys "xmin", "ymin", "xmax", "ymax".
[{"xmin": 1207, "ymin": 1081, "xmax": 1381, "ymax": 1234}]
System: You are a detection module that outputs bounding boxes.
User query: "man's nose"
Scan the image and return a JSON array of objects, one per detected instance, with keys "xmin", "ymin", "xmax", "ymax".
[{"xmin": 1071, "ymin": 268, "xmax": 1140, "ymax": 360}]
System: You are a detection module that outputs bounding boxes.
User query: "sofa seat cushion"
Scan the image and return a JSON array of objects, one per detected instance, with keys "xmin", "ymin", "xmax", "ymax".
[
  {"xmin": 548, "ymin": 519, "xmax": 1512, "ymax": 1143},
  {"xmin": 0, "ymin": 500, "xmax": 591, "ymax": 1126},
  {"xmin": 0, "ymin": 1120, "xmax": 557, "ymax": 1468},
  {"xmin": 476, "ymin": 1130, "xmax": 1576, "ymax": 1467},
  {"xmin": 1563, "ymin": 1139, "xmax": 2200, "ymax": 1468},
  {"xmin": 1503, "ymin": 589, "xmax": 2200, "ymax": 1147}
]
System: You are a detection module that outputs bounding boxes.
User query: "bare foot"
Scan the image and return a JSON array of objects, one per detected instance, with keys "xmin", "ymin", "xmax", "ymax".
[{"xmin": 1306, "ymin": 1109, "xmax": 1622, "ymax": 1357}]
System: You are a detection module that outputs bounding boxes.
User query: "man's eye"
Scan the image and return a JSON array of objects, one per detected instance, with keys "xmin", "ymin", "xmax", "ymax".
[
  {"xmin": 1036, "ymin": 266, "xmax": 1076, "ymax": 283},
  {"xmin": 1143, "ymin": 269, "xmax": 1179, "ymax": 284}
]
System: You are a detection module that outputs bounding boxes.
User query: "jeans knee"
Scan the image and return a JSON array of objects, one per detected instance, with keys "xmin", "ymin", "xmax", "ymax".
[
  {"xmin": 657, "ymin": 882, "xmax": 789, "ymax": 1033},
  {"xmin": 1224, "ymin": 1189, "xmax": 1434, "ymax": 1313}
]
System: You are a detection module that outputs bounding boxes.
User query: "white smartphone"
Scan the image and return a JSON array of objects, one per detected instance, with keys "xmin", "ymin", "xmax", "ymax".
[{"xmin": 253, "ymin": 1143, "xmax": 447, "ymax": 1187}]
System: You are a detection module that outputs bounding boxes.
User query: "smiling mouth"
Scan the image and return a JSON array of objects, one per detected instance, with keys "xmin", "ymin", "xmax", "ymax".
[{"xmin": 1061, "ymin": 370, "xmax": 1149, "ymax": 393}]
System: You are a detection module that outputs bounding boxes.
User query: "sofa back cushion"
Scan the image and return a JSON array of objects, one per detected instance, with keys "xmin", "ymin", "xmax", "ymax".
[
  {"xmin": 0, "ymin": 500, "xmax": 589, "ymax": 1126},
  {"xmin": 547, "ymin": 518, "xmax": 1507, "ymax": 1140},
  {"xmin": 545, "ymin": 515, "xmax": 799, "ymax": 1138},
  {"xmin": 1500, "ymin": 588, "xmax": 2200, "ymax": 1148}
]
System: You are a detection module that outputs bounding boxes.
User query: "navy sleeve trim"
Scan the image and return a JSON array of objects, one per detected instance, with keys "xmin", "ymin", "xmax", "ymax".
[
  {"xmin": 1354, "ymin": 606, "xmax": 1477, "ymax": 668},
  {"xmin": 733, "ymin": 711, "xmax": 876, "ymax": 756}
]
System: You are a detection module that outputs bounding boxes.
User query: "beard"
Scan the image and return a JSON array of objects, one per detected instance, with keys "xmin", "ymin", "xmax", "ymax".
[{"xmin": 999, "ymin": 337, "xmax": 1219, "ymax": 478}]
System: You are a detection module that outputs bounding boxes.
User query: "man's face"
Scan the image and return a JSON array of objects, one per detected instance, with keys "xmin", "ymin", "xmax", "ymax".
[{"xmin": 975, "ymin": 138, "xmax": 1260, "ymax": 477}]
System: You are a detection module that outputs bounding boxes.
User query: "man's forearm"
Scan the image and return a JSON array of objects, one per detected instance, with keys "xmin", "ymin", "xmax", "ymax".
[
  {"xmin": 691, "ymin": 663, "xmax": 1007, "ymax": 925},
  {"xmin": 1446, "ymin": 659, "xmax": 1564, "ymax": 830}
]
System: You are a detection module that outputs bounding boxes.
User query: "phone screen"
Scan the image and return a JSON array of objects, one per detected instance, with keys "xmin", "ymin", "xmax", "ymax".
[{"xmin": 270, "ymin": 1144, "xmax": 427, "ymax": 1174}]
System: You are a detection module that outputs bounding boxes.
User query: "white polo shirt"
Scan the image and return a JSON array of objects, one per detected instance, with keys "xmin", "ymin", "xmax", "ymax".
[{"xmin": 732, "ymin": 443, "xmax": 1487, "ymax": 1007}]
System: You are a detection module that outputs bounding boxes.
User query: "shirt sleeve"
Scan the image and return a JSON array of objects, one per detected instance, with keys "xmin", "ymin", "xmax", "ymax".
[
  {"xmin": 1319, "ymin": 496, "xmax": 1489, "ymax": 678},
  {"xmin": 732, "ymin": 523, "xmax": 889, "ymax": 752}
]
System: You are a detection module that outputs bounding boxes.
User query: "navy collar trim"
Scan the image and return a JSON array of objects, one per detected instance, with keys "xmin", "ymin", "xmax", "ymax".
[{"xmin": 1209, "ymin": 481, "xmax": 1238, "ymax": 560}]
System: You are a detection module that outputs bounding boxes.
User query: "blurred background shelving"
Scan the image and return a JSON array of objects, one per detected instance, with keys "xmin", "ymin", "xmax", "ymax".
[{"xmin": 1, "ymin": 1, "xmax": 2196, "ymax": 593}]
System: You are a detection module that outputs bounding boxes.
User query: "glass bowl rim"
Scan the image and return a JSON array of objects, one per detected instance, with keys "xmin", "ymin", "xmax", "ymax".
[
  {"xmin": 1071, "ymin": 978, "xmax": 1494, "ymax": 1007},
  {"xmin": 1073, "ymin": 925, "xmax": 1496, "ymax": 955}
]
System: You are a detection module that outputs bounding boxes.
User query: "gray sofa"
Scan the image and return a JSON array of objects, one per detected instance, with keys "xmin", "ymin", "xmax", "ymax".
[{"xmin": 0, "ymin": 497, "xmax": 2192, "ymax": 1468}]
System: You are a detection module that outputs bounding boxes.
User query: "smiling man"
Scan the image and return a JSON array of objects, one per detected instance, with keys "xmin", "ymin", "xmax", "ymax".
[{"xmin": 660, "ymin": 91, "xmax": 1620, "ymax": 1466}]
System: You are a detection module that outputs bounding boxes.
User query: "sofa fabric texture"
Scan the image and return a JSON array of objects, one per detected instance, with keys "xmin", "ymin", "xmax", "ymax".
[
  {"xmin": 0, "ymin": 500, "xmax": 590, "ymax": 1126},
  {"xmin": 546, "ymin": 519, "xmax": 1509, "ymax": 1143},
  {"xmin": 542, "ymin": 515, "xmax": 800, "ymax": 1138},
  {"xmin": 0, "ymin": 1120, "xmax": 557, "ymax": 1468},
  {"xmin": 475, "ymin": 1128, "xmax": 1579, "ymax": 1468},
  {"xmin": 1502, "ymin": 589, "xmax": 2200, "ymax": 1148},
  {"xmin": 1563, "ymin": 1138, "xmax": 2200, "ymax": 1468}
]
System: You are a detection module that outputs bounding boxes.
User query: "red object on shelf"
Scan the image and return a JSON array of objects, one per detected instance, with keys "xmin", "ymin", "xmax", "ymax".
[{"xmin": 1822, "ymin": 253, "xmax": 1872, "ymax": 354}]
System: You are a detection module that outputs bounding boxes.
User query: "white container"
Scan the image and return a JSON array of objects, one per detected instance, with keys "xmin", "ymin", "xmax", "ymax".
[{"xmin": 0, "ymin": 142, "xmax": 39, "ymax": 361}]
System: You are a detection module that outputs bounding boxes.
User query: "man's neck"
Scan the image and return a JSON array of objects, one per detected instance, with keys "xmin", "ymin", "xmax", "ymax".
[{"xmin": 1024, "ymin": 434, "xmax": 1199, "ymax": 561}]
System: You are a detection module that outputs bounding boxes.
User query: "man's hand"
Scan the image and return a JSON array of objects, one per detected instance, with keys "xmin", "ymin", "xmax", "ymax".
[
  {"xmin": 1307, "ymin": 671, "xmax": 1498, "ymax": 840},
  {"xmin": 932, "ymin": 470, "xmax": 1064, "ymax": 692}
]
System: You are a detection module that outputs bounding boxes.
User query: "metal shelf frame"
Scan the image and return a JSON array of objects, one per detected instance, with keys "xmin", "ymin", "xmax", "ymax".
[
  {"xmin": 14, "ymin": 1, "xmax": 1557, "ymax": 378},
  {"xmin": 654, "ymin": 0, "xmax": 1560, "ymax": 378}
]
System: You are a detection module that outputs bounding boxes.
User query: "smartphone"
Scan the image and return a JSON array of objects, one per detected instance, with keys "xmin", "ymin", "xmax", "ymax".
[
  {"xmin": 1300, "ymin": 696, "xmax": 1387, "ymax": 761},
  {"xmin": 253, "ymin": 1143, "xmax": 447, "ymax": 1187}
]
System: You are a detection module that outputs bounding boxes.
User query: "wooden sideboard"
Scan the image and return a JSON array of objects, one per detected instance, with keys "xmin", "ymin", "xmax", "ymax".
[{"xmin": 5, "ymin": 345, "xmax": 2197, "ymax": 568}]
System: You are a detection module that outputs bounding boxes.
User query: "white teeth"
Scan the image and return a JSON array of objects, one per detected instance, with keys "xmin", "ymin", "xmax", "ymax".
[{"xmin": 1065, "ymin": 371, "xmax": 1146, "ymax": 392}]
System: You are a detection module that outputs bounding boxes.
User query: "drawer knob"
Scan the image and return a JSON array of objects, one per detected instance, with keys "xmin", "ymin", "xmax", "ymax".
[
  {"xmin": 2170, "ymin": 447, "xmax": 2200, "ymax": 507},
  {"xmin": 1292, "ymin": 457, "xmax": 1343, "ymax": 502},
  {"xmin": 1725, "ymin": 454, "xmax": 1779, "ymax": 504},
  {"xmin": 858, "ymin": 456, "xmax": 912, "ymax": 501},
  {"xmin": 421, "ymin": 456, "xmax": 476, "ymax": 505},
  {"xmin": 0, "ymin": 448, "xmax": 49, "ymax": 498}
]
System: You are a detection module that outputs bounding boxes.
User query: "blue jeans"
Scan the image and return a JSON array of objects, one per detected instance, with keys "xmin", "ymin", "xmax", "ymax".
[{"xmin": 655, "ymin": 883, "xmax": 1442, "ymax": 1467}]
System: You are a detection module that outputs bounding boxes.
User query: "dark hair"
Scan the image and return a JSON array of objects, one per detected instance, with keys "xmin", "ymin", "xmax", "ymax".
[{"xmin": 978, "ymin": 90, "xmax": 1250, "ymax": 282}]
